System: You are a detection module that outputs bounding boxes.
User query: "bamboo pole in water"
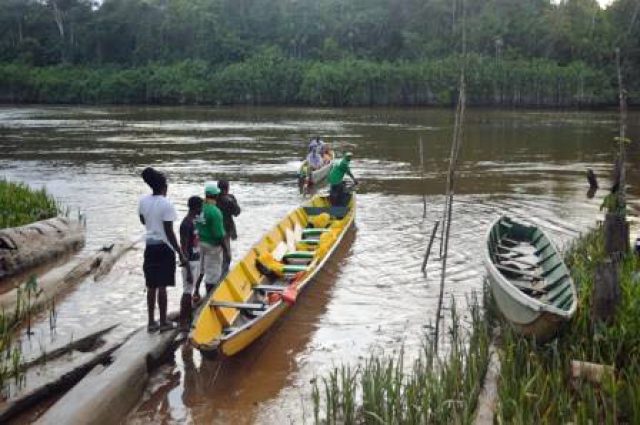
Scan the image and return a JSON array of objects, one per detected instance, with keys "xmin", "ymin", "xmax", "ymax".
[
  {"xmin": 615, "ymin": 47, "xmax": 627, "ymax": 213},
  {"xmin": 434, "ymin": 0, "xmax": 466, "ymax": 352},
  {"xmin": 419, "ymin": 137, "xmax": 427, "ymax": 218},
  {"xmin": 421, "ymin": 220, "xmax": 440, "ymax": 273}
]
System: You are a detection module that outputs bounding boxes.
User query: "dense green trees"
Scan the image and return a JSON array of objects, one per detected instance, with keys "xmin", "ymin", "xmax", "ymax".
[
  {"xmin": 0, "ymin": 53, "xmax": 612, "ymax": 106},
  {"xmin": 0, "ymin": 0, "xmax": 637, "ymax": 106}
]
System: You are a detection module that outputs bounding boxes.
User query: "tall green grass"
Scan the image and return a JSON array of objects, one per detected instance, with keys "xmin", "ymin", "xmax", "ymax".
[
  {"xmin": 496, "ymin": 228, "xmax": 640, "ymax": 424},
  {"xmin": 0, "ymin": 179, "xmax": 59, "ymax": 229},
  {"xmin": 311, "ymin": 293, "xmax": 492, "ymax": 424}
]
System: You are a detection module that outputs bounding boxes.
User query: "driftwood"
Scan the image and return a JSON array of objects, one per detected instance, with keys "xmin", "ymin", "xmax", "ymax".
[
  {"xmin": 21, "ymin": 322, "xmax": 119, "ymax": 369},
  {"xmin": 592, "ymin": 259, "xmax": 620, "ymax": 324},
  {"xmin": 570, "ymin": 360, "xmax": 615, "ymax": 384},
  {"xmin": 37, "ymin": 326, "xmax": 179, "ymax": 425},
  {"xmin": 94, "ymin": 235, "xmax": 142, "ymax": 281},
  {"xmin": 473, "ymin": 333, "xmax": 501, "ymax": 425},
  {"xmin": 0, "ymin": 217, "xmax": 85, "ymax": 280},
  {"xmin": 0, "ymin": 323, "xmax": 123, "ymax": 423},
  {"xmin": 0, "ymin": 236, "xmax": 138, "ymax": 317}
]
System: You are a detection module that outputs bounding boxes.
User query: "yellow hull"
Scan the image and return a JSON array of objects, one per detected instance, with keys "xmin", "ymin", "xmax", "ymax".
[{"xmin": 189, "ymin": 193, "xmax": 356, "ymax": 357}]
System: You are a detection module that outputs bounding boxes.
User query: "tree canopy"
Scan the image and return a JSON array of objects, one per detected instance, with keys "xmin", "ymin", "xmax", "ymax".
[{"xmin": 0, "ymin": 0, "xmax": 637, "ymax": 106}]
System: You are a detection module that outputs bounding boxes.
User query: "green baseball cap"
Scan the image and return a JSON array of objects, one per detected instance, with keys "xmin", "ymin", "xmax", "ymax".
[
  {"xmin": 345, "ymin": 152, "xmax": 353, "ymax": 160},
  {"xmin": 205, "ymin": 182, "xmax": 220, "ymax": 196}
]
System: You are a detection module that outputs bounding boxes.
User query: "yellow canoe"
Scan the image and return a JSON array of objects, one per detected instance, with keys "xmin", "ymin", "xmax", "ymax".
[{"xmin": 189, "ymin": 192, "xmax": 356, "ymax": 357}]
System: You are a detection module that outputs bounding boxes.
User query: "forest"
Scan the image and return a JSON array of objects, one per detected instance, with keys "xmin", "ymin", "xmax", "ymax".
[{"xmin": 0, "ymin": 0, "xmax": 638, "ymax": 106}]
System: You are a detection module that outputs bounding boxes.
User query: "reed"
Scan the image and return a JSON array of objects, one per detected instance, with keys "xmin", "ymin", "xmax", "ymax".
[
  {"xmin": 496, "ymin": 227, "xmax": 640, "ymax": 423},
  {"xmin": 0, "ymin": 179, "xmax": 59, "ymax": 229},
  {"xmin": 311, "ymin": 292, "xmax": 492, "ymax": 424}
]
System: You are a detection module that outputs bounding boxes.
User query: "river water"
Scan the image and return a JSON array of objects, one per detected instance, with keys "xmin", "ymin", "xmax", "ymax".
[{"xmin": 0, "ymin": 106, "xmax": 638, "ymax": 424}]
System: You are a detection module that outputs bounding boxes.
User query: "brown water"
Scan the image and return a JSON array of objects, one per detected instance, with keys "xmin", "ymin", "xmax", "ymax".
[{"xmin": 0, "ymin": 106, "xmax": 638, "ymax": 424}]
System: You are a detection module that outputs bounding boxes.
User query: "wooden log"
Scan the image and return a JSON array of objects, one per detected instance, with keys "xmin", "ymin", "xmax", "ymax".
[
  {"xmin": 36, "ymin": 327, "xmax": 179, "ymax": 425},
  {"xmin": 93, "ymin": 235, "xmax": 142, "ymax": 281},
  {"xmin": 0, "ymin": 252, "xmax": 98, "ymax": 314},
  {"xmin": 0, "ymin": 333, "xmax": 125, "ymax": 423},
  {"xmin": 0, "ymin": 236, "xmax": 138, "ymax": 320},
  {"xmin": 570, "ymin": 360, "xmax": 614, "ymax": 384},
  {"xmin": 0, "ymin": 217, "xmax": 85, "ymax": 280},
  {"xmin": 21, "ymin": 322, "xmax": 119, "ymax": 369},
  {"xmin": 473, "ymin": 336, "xmax": 501, "ymax": 425},
  {"xmin": 591, "ymin": 259, "xmax": 620, "ymax": 324},
  {"xmin": 604, "ymin": 213, "xmax": 629, "ymax": 256}
]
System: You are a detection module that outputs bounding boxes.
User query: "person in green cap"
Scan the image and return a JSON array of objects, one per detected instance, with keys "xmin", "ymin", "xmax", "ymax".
[
  {"xmin": 328, "ymin": 152, "xmax": 358, "ymax": 206},
  {"xmin": 195, "ymin": 182, "xmax": 226, "ymax": 297}
]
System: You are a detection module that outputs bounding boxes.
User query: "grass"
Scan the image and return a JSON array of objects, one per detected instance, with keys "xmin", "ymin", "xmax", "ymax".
[
  {"xmin": 496, "ymin": 227, "xmax": 640, "ymax": 424},
  {"xmin": 311, "ymin": 292, "xmax": 493, "ymax": 424},
  {"xmin": 0, "ymin": 276, "xmax": 53, "ymax": 396},
  {"xmin": 310, "ymin": 226, "xmax": 640, "ymax": 424},
  {"xmin": 0, "ymin": 179, "xmax": 59, "ymax": 229}
]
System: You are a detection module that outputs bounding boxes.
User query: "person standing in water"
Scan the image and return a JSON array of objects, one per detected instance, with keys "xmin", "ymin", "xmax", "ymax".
[
  {"xmin": 195, "ymin": 183, "xmax": 226, "ymax": 296},
  {"xmin": 138, "ymin": 167, "xmax": 186, "ymax": 332},
  {"xmin": 216, "ymin": 180, "xmax": 241, "ymax": 277},
  {"xmin": 179, "ymin": 196, "xmax": 203, "ymax": 331}
]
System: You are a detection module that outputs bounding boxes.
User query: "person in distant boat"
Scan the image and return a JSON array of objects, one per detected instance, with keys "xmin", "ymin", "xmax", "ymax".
[
  {"xmin": 179, "ymin": 196, "xmax": 203, "ymax": 331},
  {"xmin": 307, "ymin": 137, "xmax": 324, "ymax": 170},
  {"xmin": 195, "ymin": 183, "xmax": 226, "ymax": 296},
  {"xmin": 138, "ymin": 167, "xmax": 186, "ymax": 333},
  {"xmin": 321, "ymin": 143, "xmax": 333, "ymax": 165},
  {"xmin": 328, "ymin": 152, "xmax": 358, "ymax": 206},
  {"xmin": 217, "ymin": 180, "xmax": 241, "ymax": 277}
]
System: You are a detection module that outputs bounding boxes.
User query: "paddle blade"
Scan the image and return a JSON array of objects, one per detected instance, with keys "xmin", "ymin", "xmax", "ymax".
[
  {"xmin": 283, "ymin": 271, "xmax": 306, "ymax": 305},
  {"xmin": 282, "ymin": 286, "xmax": 298, "ymax": 305}
]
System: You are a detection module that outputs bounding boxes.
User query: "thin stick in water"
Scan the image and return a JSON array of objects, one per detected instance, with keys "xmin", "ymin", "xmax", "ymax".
[{"xmin": 422, "ymin": 220, "xmax": 440, "ymax": 273}]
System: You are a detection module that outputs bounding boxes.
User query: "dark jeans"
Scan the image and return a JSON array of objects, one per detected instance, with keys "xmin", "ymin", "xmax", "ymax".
[
  {"xmin": 330, "ymin": 182, "xmax": 350, "ymax": 207},
  {"xmin": 222, "ymin": 235, "xmax": 231, "ymax": 277}
]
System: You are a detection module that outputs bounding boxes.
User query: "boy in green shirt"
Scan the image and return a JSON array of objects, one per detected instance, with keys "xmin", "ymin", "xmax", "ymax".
[
  {"xmin": 195, "ymin": 183, "xmax": 226, "ymax": 296},
  {"xmin": 328, "ymin": 152, "xmax": 358, "ymax": 206}
]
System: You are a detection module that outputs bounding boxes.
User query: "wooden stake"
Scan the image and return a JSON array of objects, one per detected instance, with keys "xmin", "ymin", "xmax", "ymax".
[
  {"xmin": 421, "ymin": 221, "xmax": 440, "ymax": 273},
  {"xmin": 435, "ymin": 0, "xmax": 467, "ymax": 352},
  {"xmin": 419, "ymin": 137, "xmax": 427, "ymax": 218}
]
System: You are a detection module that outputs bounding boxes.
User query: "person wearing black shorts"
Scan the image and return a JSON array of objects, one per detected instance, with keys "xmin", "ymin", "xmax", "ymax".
[{"xmin": 138, "ymin": 167, "xmax": 186, "ymax": 332}]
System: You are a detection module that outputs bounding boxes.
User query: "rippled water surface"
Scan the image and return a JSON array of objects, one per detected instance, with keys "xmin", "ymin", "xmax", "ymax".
[{"xmin": 0, "ymin": 106, "xmax": 639, "ymax": 424}]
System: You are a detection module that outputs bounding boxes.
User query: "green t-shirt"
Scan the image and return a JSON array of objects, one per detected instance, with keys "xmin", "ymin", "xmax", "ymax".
[
  {"xmin": 328, "ymin": 158, "xmax": 351, "ymax": 185},
  {"xmin": 197, "ymin": 203, "xmax": 225, "ymax": 245}
]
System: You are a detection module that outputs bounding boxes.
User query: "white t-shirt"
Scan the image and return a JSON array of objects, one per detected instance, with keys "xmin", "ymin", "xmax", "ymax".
[{"xmin": 138, "ymin": 194, "xmax": 178, "ymax": 248}]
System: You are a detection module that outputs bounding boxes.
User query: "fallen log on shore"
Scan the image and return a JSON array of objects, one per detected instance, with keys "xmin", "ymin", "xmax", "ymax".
[
  {"xmin": 21, "ymin": 322, "xmax": 119, "ymax": 369},
  {"xmin": 473, "ymin": 332, "xmax": 501, "ymax": 425},
  {"xmin": 36, "ymin": 326, "xmax": 179, "ymax": 425},
  {"xmin": 0, "ymin": 235, "xmax": 140, "ymax": 322},
  {"xmin": 93, "ymin": 235, "xmax": 142, "ymax": 281},
  {"xmin": 0, "ymin": 323, "xmax": 123, "ymax": 423},
  {"xmin": 0, "ymin": 217, "xmax": 85, "ymax": 280}
]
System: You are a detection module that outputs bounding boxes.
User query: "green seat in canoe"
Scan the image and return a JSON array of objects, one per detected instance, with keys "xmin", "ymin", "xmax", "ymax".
[
  {"xmin": 303, "ymin": 228, "xmax": 329, "ymax": 237},
  {"xmin": 283, "ymin": 251, "xmax": 315, "ymax": 259},
  {"xmin": 283, "ymin": 264, "xmax": 308, "ymax": 273},
  {"xmin": 299, "ymin": 239, "xmax": 319, "ymax": 245}
]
